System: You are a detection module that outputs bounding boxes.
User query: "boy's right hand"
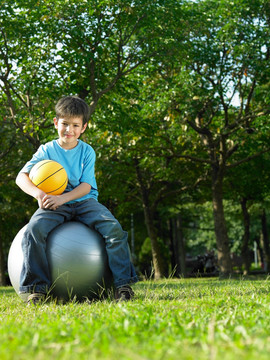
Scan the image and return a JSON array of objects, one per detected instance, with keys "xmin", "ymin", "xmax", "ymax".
[{"xmin": 35, "ymin": 189, "xmax": 47, "ymax": 208}]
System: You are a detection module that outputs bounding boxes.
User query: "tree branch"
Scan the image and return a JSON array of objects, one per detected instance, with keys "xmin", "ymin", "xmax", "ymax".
[
  {"xmin": 153, "ymin": 174, "xmax": 207, "ymax": 209},
  {"xmin": 227, "ymin": 147, "xmax": 270, "ymax": 168}
]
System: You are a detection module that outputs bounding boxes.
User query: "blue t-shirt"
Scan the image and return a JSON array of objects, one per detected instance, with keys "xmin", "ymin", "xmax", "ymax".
[{"xmin": 20, "ymin": 139, "xmax": 98, "ymax": 202}]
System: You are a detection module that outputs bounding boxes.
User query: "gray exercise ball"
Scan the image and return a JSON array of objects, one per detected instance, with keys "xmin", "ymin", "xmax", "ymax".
[{"xmin": 8, "ymin": 221, "xmax": 113, "ymax": 302}]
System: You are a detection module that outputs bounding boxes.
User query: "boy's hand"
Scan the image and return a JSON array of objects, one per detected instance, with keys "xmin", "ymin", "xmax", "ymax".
[
  {"xmin": 35, "ymin": 189, "xmax": 47, "ymax": 209},
  {"xmin": 42, "ymin": 194, "xmax": 65, "ymax": 210}
]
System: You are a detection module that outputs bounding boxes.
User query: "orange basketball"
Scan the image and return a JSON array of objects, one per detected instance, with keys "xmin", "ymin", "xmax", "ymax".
[{"xmin": 29, "ymin": 160, "xmax": 68, "ymax": 195}]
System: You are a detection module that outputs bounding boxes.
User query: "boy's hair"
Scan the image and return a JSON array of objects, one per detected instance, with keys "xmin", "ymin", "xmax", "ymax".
[{"xmin": 55, "ymin": 96, "xmax": 90, "ymax": 125}]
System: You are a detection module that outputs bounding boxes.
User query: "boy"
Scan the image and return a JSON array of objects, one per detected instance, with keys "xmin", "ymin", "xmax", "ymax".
[{"xmin": 16, "ymin": 96, "xmax": 138, "ymax": 304}]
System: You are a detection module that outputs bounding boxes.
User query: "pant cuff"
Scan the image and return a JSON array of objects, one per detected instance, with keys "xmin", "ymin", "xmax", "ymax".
[{"xmin": 115, "ymin": 275, "xmax": 139, "ymax": 288}]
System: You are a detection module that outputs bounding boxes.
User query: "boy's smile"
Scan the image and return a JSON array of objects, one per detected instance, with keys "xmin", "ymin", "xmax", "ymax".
[{"xmin": 54, "ymin": 117, "xmax": 87, "ymax": 149}]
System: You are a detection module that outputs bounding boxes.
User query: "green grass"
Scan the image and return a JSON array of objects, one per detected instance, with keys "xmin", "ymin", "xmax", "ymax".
[{"xmin": 1, "ymin": 277, "xmax": 270, "ymax": 359}]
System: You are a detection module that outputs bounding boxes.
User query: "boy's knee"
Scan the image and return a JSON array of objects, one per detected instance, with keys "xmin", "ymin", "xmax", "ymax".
[
  {"xmin": 105, "ymin": 221, "xmax": 127, "ymax": 242},
  {"xmin": 27, "ymin": 218, "xmax": 50, "ymax": 239}
]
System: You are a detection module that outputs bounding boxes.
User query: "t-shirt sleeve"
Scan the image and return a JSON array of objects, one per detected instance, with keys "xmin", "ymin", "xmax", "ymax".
[
  {"xmin": 80, "ymin": 147, "xmax": 98, "ymax": 190},
  {"xmin": 19, "ymin": 145, "xmax": 47, "ymax": 174}
]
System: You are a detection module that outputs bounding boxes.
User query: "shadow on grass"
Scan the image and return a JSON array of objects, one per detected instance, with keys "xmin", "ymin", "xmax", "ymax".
[
  {"xmin": 137, "ymin": 273, "xmax": 269, "ymax": 287},
  {"xmin": 0, "ymin": 286, "xmax": 16, "ymax": 296},
  {"xmin": 134, "ymin": 275, "xmax": 270, "ymax": 300}
]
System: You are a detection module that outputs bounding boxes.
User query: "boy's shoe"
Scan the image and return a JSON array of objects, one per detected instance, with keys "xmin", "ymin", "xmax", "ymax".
[
  {"xmin": 27, "ymin": 293, "xmax": 45, "ymax": 306},
  {"xmin": 115, "ymin": 285, "xmax": 134, "ymax": 302}
]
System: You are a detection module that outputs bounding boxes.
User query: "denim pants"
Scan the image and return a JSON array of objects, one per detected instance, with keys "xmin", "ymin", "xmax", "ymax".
[{"xmin": 19, "ymin": 198, "xmax": 138, "ymax": 294}]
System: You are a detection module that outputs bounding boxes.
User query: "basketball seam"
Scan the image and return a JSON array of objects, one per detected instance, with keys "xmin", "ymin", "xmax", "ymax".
[
  {"xmin": 36, "ymin": 168, "xmax": 66, "ymax": 187},
  {"xmin": 46, "ymin": 178, "xmax": 68, "ymax": 194},
  {"xmin": 29, "ymin": 160, "xmax": 53, "ymax": 180}
]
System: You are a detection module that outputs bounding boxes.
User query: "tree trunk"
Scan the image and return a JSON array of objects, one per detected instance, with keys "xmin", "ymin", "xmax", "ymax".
[
  {"xmin": 143, "ymin": 204, "xmax": 167, "ymax": 279},
  {"xmin": 211, "ymin": 169, "xmax": 232, "ymax": 277},
  {"xmin": 240, "ymin": 198, "xmax": 251, "ymax": 275},
  {"xmin": 171, "ymin": 214, "xmax": 186, "ymax": 277},
  {"xmin": 134, "ymin": 159, "xmax": 166, "ymax": 279},
  {"xmin": 254, "ymin": 236, "xmax": 264, "ymax": 268},
  {"xmin": 261, "ymin": 209, "xmax": 270, "ymax": 272}
]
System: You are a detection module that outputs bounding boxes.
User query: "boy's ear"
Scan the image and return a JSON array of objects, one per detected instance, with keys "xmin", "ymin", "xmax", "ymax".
[
  {"xmin": 53, "ymin": 117, "xmax": 58, "ymax": 128},
  {"xmin": 81, "ymin": 123, "xmax": 88, "ymax": 134}
]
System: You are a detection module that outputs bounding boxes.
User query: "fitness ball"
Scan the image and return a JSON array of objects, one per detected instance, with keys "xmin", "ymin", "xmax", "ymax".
[{"xmin": 8, "ymin": 221, "xmax": 113, "ymax": 302}]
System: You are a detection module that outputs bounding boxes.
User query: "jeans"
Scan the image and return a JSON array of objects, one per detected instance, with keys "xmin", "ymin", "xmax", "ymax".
[{"xmin": 19, "ymin": 199, "xmax": 138, "ymax": 294}]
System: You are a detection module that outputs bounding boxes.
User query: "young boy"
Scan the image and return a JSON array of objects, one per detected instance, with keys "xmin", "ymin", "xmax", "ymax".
[{"xmin": 16, "ymin": 96, "xmax": 138, "ymax": 304}]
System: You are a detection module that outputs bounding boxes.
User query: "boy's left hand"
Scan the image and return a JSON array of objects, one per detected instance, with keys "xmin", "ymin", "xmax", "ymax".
[{"xmin": 42, "ymin": 194, "xmax": 65, "ymax": 210}]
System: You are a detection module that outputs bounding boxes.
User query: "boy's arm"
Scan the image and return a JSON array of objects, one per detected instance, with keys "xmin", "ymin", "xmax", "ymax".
[
  {"xmin": 16, "ymin": 172, "xmax": 91, "ymax": 210},
  {"xmin": 16, "ymin": 172, "xmax": 47, "ymax": 208},
  {"xmin": 42, "ymin": 182, "xmax": 91, "ymax": 210}
]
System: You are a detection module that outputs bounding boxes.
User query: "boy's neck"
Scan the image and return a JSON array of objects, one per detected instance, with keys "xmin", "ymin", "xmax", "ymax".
[{"xmin": 57, "ymin": 139, "xmax": 79, "ymax": 150}]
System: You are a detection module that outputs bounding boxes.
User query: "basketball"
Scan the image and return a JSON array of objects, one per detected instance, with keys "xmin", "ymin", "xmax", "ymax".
[{"xmin": 29, "ymin": 160, "xmax": 68, "ymax": 195}]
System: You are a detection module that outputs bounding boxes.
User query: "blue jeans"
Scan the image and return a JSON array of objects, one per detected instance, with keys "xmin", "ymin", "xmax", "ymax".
[{"xmin": 19, "ymin": 199, "xmax": 138, "ymax": 294}]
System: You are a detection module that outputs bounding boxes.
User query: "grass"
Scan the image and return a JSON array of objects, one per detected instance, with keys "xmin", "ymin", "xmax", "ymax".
[{"xmin": 1, "ymin": 277, "xmax": 270, "ymax": 359}]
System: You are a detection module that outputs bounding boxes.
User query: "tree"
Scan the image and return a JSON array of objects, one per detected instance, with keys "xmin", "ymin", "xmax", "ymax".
[
  {"xmin": 82, "ymin": 0, "xmax": 270, "ymax": 278},
  {"xmin": 224, "ymin": 132, "xmax": 270, "ymax": 273},
  {"xmin": 164, "ymin": 0, "xmax": 270, "ymax": 276}
]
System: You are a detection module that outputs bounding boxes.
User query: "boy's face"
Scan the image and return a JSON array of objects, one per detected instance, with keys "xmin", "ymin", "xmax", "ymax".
[{"xmin": 54, "ymin": 116, "xmax": 87, "ymax": 150}]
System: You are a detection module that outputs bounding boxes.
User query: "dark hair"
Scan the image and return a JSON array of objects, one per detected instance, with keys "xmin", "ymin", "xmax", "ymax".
[{"xmin": 55, "ymin": 96, "xmax": 90, "ymax": 125}]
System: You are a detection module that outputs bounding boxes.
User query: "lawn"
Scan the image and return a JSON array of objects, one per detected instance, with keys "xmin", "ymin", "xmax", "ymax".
[{"xmin": 1, "ymin": 277, "xmax": 270, "ymax": 360}]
